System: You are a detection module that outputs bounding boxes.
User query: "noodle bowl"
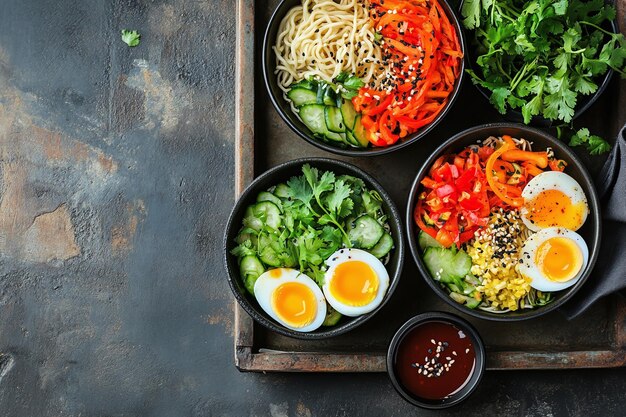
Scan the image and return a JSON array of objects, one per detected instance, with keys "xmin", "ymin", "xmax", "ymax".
[{"xmin": 269, "ymin": 0, "xmax": 464, "ymax": 151}]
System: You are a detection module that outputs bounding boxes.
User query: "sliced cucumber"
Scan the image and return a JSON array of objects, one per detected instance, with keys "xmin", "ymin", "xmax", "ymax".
[
  {"xmin": 243, "ymin": 206, "xmax": 263, "ymax": 231},
  {"xmin": 418, "ymin": 230, "xmax": 443, "ymax": 251},
  {"xmin": 352, "ymin": 116, "xmax": 370, "ymax": 147},
  {"xmin": 324, "ymin": 106, "xmax": 345, "ymax": 133},
  {"xmin": 291, "ymin": 79, "xmax": 317, "ymax": 90},
  {"xmin": 322, "ymin": 305, "xmax": 342, "ymax": 326},
  {"xmin": 326, "ymin": 131, "xmax": 346, "ymax": 143},
  {"xmin": 240, "ymin": 255, "xmax": 265, "ymax": 295},
  {"xmin": 340, "ymin": 98, "xmax": 358, "ymax": 131},
  {"xmin": 369, "ymin": 233, "xmax": 394, "ymax": 258},
  {"xmin": 422, "ymin": 247, "xmax": 472, "ymax": 284},
  {"xmin": 345, "ymin": 130, "xmax": 360, "ymax": 147},
  {"xmin": 449, "ymin": 292, "xmax": 481, "ymax": 309},
  {"xmin": 235, "ymin": 231, "xmax": 258, "ymax": 246},
  {"xmin": 323, "ymin": 86, "xmax": 337, "ymax": 106},
  {"xmin": 316, "ymin": 84, "xmax": 327, "ymax": 104},
  {"xmin": 253, "ymin": 201, "xmax": 282, "ymax": 229},
  {"xmin": 257, "ymin": 191, "xmax": 282, "ymax": 211},
  {"xmin": 273, "ymin": 183, "xmax": 290, "ymax": 199},
  {"xmin": 348, "ymin": 215, "xmax": 384, "ymax": 249},
  {"xmin": 299, "ymin": 104, "xmax": 328, "ymax": 137},
  {"xmin": 259, "ymin": 245, "xmax": 281, "ymax": 267},
  {"xmin": 287, "ymin": 88, "xmax": 318, "ymax": 107}
]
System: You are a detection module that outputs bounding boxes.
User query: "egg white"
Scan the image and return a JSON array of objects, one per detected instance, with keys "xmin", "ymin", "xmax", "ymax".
[
  {"xmin": 322, "ymin": 249, "xmax": 390, "ymax": 317},
  {"xmin": 520, "ymin": 171, "xmax": 589, "ymax": 232},
  {"xmin": 254, "ymin": 268, "xmax": 327, "ymax": 332},
  {"xmin": 518, "ymin": 228, "xmax": 589, "ymax": 292}
]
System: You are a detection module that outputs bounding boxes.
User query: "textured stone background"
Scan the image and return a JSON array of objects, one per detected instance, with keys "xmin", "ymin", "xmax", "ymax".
[{"xmin": 0, "ymin": 0, "xmax": 625, "ymax": 416}]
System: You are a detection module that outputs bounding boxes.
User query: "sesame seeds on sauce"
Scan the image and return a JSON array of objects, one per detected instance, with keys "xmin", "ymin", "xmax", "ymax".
[{"xmin": 394, "ymin": 321, "xmax": 476, "ymax": 401}]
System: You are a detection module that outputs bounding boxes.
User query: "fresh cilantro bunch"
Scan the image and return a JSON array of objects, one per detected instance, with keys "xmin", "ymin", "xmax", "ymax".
[
  {"xmin": 461, "ymin": 0, "xmax": 626, "ymax": 125},
  {"xmin": 231, "ymin": 165, "xmax": 390, "ymax": 285}
]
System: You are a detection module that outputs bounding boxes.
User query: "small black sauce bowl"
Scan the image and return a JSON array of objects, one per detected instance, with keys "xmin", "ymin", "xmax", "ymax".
[
  {"xmin": 387, "ymin": 312, "xmax": 486, "ymax": 409},
  {"xmin": 224, "ymin": 158, "xmax": 405, "ymax": 339},
  {"xmin": 406, "ymin": 123, "xmax": 601, "ymax": 321},
  {"xmin": 459, "ymin": 0, "xmax": 616, "ymax": 126},
  {"xmin": 262, "ymin": 0, "xmax": 466, "ymax": 157}
]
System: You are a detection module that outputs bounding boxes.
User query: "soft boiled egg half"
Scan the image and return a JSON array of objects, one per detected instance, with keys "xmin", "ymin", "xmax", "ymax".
[
  {"xmin": 521, "ymin": 171, "xmax": 589, "ymax": 232},
  {"xmin": 254, "ymin": 268, "xmax": 327, "ymax": 332},
  {"xmin": 518, "ymin": 227, "xmax": 589, "ymax": 292},
  {"xmin": 323, "ymin": 249, "xmax": 390, "ymax": 317}
]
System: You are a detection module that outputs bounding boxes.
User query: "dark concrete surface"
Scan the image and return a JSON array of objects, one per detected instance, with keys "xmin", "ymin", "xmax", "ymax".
[{"xmin": 0, "ymin": 0, "xmax": 625, "ymax": 416}]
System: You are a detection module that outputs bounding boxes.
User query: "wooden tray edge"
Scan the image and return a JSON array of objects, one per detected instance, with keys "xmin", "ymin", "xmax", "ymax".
[
  {"xmin": 234, "ymin": 0, "xmax": 256, "ymax": 369},
  {"xmin": 232, "ymin": 0, "xmax": 626, "ymax": 373}
]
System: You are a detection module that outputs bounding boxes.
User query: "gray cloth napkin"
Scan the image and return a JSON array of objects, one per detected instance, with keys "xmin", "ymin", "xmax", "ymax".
[{"xmin": 562, "ymin": 125, "xmax": 626, "ymax": 319}]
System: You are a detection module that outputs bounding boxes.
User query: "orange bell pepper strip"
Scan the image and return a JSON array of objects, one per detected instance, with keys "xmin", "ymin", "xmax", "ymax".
[{"xmin": 485, "ymin": 143, "xmax": 525, "ymax": 207}]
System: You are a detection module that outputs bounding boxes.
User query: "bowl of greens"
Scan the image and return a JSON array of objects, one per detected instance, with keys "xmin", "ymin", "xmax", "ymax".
[
  {"xmin": 460, "ymin": 0, "xmax": 625, "ymax": 126},
  {"xmin": 224, "ymin": 158, "xmax": 404, "ymax": 339}
]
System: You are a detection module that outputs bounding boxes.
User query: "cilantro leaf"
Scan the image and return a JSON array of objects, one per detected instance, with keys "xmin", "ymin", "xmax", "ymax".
[
  {"xmin": 338, "ymin": 198, "xmax": 354, "ymax": 218},
  {"xmin": 490, "ymin": 87, "xmax": 511, "ymax": 114},
  {"xmin": 326, "ymin": 179, "xmax": 352, "ymax": 215},
  {"xmin": 569, "ymin": 127, "xmax": 611, "ymax": 154},
  {"xmin": 572, "ymin": 75, "xmax": 597, "ymax": 95},
  {"xmin": 287, "ymin": 175, "xmax": 314, "ymax": 210},
  {"xmin": 121, "ymin": 30, "xmax": 141, "ymax": 47},
  {"xmin": 461, "ymin": 0, "xmax": 482, "ymax": 30}
]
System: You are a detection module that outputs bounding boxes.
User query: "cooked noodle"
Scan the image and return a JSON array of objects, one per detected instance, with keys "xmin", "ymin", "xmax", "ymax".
[{"xmin": 273, "ymin": 0, "xmax": 383, "ymax": 94}]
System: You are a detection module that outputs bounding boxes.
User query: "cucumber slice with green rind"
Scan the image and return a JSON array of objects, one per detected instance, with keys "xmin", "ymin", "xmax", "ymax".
[
  {"xmin": 253, "ymin": 201, "xmax": 281, "ymax": 229},
  {"xmin": 322, "ymin": 305, "xmax": 342, "ymax": 326},
  {"xmin": 352, "ymin": 116, "xmax": 370, "ymax": 147},
  {"xmin": 340, "ymin": 98, "xmax": 358, "ymax": 131},
  {"xmin": 299, "ymin": 104, "xmax": 328, "ymax": 136},
  {"xmin": 240, "ymin": 255, "xmax": 265, "ymax": 295},
  {"xmin": 287, "ymin": 88, "xmax": 318, "ymax": 107},
  {"xmin": 257, "ymin": 191, "xmax": 282, "ymax": 211},
  {"xmin": 449, "ymin": 292, "xmax": 481, "ymax": 309},
  {"xmin": 369, "ymin": 233, "xmax": 394, "ymax": 258},
  {"xmin": 273, "ymin": 183, "xmax": 290, "ymax": 199},
  {"xmin": 325, "ymin": 106, "xmax": 345, "ymax": 133},
  {"xmin": 348, "ymin": 215, "xmax": 384, "ymax": 249},
  {"xmin": 418, "ymin": 230, "xmax": 443, "ymax": 251},
  {"xmin": 345, "ymin": 130, "xmax": 360, "ymax": 147},
  {"xmin": 323, "ymin": 87, "xmax": 337, "ymax": 106},
  {"xmin": 243, "ymin": 206, "xmax": 263, "ymax": 231},
  {"xmin": 422, "ymin": 247, "xmax": 471, "ymax": 284}
]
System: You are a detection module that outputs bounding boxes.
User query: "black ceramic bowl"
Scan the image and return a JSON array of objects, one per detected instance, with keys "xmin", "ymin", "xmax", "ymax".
[
  {"xmin": 262, "ymin": 0, "xmax": 466, "ymax": 157},
  {"xmin": 224, "ymin": 158, "xmax": 405, "ymax": 339},
  {"xmin": 387, "ymin": 312, "xmax": 486, "ymax": 409},
  {"xmin": 406, "ymin": 123, "xmax": 601, "ymax": 321},
  {"xmin": 460, "ymin": 0, "xmax": 616, "ymax": 126}
]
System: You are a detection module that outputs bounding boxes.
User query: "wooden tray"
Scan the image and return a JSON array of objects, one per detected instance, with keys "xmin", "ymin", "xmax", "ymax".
[{"xmin": 233, "ymin": 0, "xmax": 626, "ymax": 372}]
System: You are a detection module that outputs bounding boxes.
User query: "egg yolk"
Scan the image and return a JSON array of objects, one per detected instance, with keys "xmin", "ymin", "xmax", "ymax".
[
  {"xmin": 329, "ymin": 261, "xmax": 379, "ymax": 307},
  {"xmin": 524, "ymin": 189, "xmax": 586, "ymax": 230},
  {"xmin": 535, "ymin": 237, "xmax": 583, "ymax": 282},
  {"xmin": 271, "ymin": 282, "xmax": 317, "ymax": 328}
]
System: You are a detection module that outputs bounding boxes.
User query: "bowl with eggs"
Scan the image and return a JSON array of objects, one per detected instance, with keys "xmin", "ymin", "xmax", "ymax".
[
  {"xmin": 224, "ymin": 158, "xmax": 404, "ymax": 338},
  {"xmin": 406, "ymin": 123, "xmax": 601, "ymax": 321}
]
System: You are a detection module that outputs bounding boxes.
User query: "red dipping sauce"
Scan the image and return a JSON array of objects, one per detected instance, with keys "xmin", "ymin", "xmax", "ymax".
[{"xmin": 394, "ymin": 321, "xmax": 476, "ymax": 401}]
